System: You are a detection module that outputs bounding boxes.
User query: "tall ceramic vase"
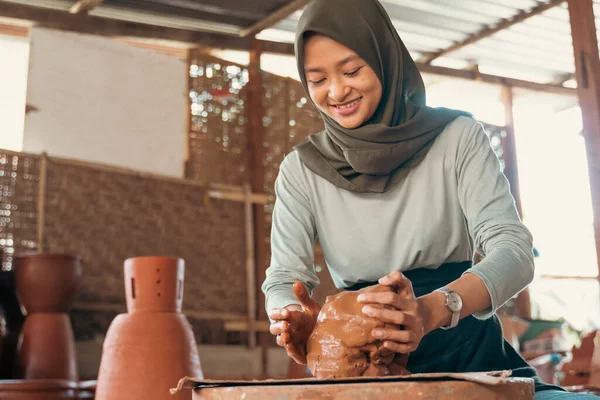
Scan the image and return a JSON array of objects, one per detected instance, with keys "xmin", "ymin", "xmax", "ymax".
[
  {"xmin": 14, "ymin": 254, "xmax": 82, "ymax": 381},
  {"xmin": 95, "ymin": 256, "xmax": 203, "ymax": 400}
]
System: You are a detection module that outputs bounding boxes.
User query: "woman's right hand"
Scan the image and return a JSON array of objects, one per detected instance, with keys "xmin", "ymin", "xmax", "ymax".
[{"xmin": 268, "ymin": 282, "xmax": 320, "ymax": 364}]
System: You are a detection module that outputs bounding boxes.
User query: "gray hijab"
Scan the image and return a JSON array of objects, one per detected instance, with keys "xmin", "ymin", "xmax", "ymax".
[{"xmin": 294, "ymin": 0, "xmax": 472, "ymax": 193}]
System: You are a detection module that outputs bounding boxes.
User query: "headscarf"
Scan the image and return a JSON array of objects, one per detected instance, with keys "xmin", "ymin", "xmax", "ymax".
[{"xmin": 294, "ymin": 0, "xmax": 472, "ymax": 193}]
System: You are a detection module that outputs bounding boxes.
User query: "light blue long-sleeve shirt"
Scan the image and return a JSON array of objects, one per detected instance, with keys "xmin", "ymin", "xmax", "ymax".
[{"xmin": 262, "ymin": 116, "xmax": 534, "ymax": 319}]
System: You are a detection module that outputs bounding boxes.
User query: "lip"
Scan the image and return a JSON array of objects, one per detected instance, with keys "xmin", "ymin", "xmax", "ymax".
[{"xmin": 330, "ymin": 97, "xmax": 362, "ymax": 116}]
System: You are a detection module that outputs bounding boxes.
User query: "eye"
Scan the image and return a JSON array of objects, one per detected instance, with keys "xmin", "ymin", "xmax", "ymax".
[
  {"xmin": 309, "ymin": 78, "xmax": 326, "ymax": 86},
  {"xmin": 345, "ymin": 67, "xmax": 363, "ymax": 77}
]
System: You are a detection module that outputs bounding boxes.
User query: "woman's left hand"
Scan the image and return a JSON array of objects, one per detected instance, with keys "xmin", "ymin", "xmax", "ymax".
[{"xmin": 357, "ymin": 271, "xmax": 426, "ymax": 354}]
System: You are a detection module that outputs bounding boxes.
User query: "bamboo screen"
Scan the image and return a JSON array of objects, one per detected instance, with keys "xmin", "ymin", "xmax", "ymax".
[{"xmin": 0, "ymin": 150, "xmax": 40, "ymax": 271}]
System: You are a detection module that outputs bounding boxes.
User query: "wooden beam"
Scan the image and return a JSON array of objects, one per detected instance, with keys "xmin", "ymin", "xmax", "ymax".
[
  {"xmin": 567, "ymin": 0, "xmax": 600, "ymax": 279},
  {"xmin": 238, "ymin": 0, "xmax": 311, "ymax": 38},
  {"xmin": 0, "ymin": 23, "xmax": 28, "ymax": 37},
  {"xmin": 500, "ymin": 85, "xmax": 531, "ymax": 320},
  {"xmin": 417, "ymin": 63, "xmax": 576, "ymax": 96},
  {"xmin": 69, "ymin": 0, "xmax": 104, "ymax": 15},
  {"xmin": 500, "ymin": 86, "xmax": 523, "ymax": 218},
  {"xmin": 246, "ymin": 38, "xmax": 269, "ymax": 375},
  {"xmin": 420, "ymin": 0, "xmax": 567, "ymax": 64},
  {"xmin": 0, "ymin": 2, "xmax": 577, "ymax": 96}
]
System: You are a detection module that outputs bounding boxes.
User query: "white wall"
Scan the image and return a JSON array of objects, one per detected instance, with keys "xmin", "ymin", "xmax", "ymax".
[
  {"xmin": 24, "ymin": 27, "xmax": 187, "ymax": 178},
  {"xmin": 0, "ymin": 34, "xmax": 29, "ymax": 151}
]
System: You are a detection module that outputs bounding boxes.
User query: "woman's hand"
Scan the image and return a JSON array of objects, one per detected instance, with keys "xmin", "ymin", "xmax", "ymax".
[
  {"xmin": 268, "ymin": 282, "xmax": 320, "ymax": 364},
  {"xmin": 357, "ymin": 271, "xmax": 427, "ymax": 354}
]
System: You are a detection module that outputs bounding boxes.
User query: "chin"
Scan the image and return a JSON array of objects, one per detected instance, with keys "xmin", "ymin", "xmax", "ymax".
[{"xmin": 332, "ymin": 116, "xmax": 363, "ymax": 129}]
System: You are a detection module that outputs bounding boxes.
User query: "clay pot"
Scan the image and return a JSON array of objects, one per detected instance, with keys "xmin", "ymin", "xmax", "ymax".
[
  {"xmin": 13, "ymin": 254, "xmax": 81, "ymax": 381},
  {"xmin": 17, "ymin": 313, "xmax": 78, "ymax": 380},
  {"xmin": 0, "ymin": 379, "xmax": 78, "ymax": 399},
  {"xmin": 124, "ymin": 256, "xmax": 184, "ymax": 312},
  {"xmin": 95, "ymin": 256, "xmax": 203, "ymax": 400},
  {"xmin": 14, "ymin": 254, "xmax": 82, "ymax": 313}
]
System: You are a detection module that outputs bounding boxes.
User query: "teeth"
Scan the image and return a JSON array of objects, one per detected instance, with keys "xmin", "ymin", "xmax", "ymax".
[{"xmin": 337, "ymin": 98, "xmax": 360, "ymax": 109}]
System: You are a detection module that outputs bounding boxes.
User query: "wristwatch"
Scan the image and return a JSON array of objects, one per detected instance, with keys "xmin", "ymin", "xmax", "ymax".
[{"xmin": 435, "ymin": 287, "xmax": 463, "ymax": 330}]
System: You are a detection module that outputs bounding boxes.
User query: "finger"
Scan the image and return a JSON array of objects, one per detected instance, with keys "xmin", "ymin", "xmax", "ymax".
[
  {"xmin": 382, "ymin": 340, "xmax": 417, "ymax": 354},
  {"xmin": 269, "ymin": 308, "xmax": 290, "ymax": 321},
  {"xmin": 362, "ymin": 306, "xmax": 418, "ymax": 327},
  {"xmin": 358, "ymin": 292, "xmax": 415, "ymax": 311},
  {"xmin": 293, "ymin": 282, "xmax": 314, "ymax": 312},
  {"xmin": 378, "ymin": 271, "xmax": 415, "ymax": 298},
  {"xmin": 276, "ymin": 331, "xmax": 293, "ymax": 347},
  {"xmin": 372, "ymin": 328, "xmax": 416, "ymax": 343},
  {"xmin": 293, "ymin": 282, "xmax": 321, "ymax": 315},
  {"xmin": 285, "ymin": 343, "xmax": 307, "ymax": 365},
  {"xmin": 269, "ymin": 321, "xmax": 290, "ymax": 336}
]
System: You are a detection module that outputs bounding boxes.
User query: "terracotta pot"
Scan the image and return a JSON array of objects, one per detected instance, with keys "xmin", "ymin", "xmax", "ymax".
[
  {"xmin": 95, "ymin": 256, "xmax": 203, "ymax": 400},
  {"xmin": 14, "ymin": 254, "xmax": 82, "ymax": 313},
  {"xmin": 124, "ymin": 256, "xmax": 184, "ymax": 313},
  {"xmin": 17, "ymin": 313, "xmax": 78, "ymax": 380},
  {"xmin": 0, "ymin": 379, "xmax": 78, "ymax": 399}
]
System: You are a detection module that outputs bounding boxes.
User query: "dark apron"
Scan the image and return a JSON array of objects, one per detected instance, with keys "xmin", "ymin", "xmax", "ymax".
[{"xmin": 345, "ymin": 261, "xmax": 563, "ymax": 393}]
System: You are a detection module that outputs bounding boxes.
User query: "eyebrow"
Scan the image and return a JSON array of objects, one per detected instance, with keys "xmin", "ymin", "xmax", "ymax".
[{"xmin": 305, "ymin": 55, "xmax": 361, "ymax": 73}]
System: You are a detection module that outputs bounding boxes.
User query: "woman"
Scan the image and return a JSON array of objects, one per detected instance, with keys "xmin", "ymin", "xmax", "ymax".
[{"xmin": 262, "ymin": 0, "xmax": 595, "ymax": 398}]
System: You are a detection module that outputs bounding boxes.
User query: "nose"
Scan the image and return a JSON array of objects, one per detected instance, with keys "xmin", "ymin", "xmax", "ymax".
[{"xmin": 328, "ymin": 78, "xmax": 351, "ymax": 103}]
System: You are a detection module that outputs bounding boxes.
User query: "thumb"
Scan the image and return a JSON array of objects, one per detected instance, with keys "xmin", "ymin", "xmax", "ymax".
[{"xmin": 293, "ymin": 282, "xmax": 314, "ymax": 312}]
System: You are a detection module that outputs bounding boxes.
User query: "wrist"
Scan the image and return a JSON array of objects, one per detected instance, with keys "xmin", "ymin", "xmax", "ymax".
[{"xmin": 419, "ymin": 291, "xmax": 452, "ymax": 334}]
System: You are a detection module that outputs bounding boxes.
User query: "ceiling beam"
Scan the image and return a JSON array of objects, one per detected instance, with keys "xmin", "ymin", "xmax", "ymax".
[
  {"xmin": 420, "ymin": 0, "xmax": 567, "ymax": 64},
  {"xmin": 416, "ymin": 63, "xmax": 575, "ymax": 95},
  {"xmin": 238, "ymin": 0, "xmax": 311, "ymax": 38},
  {"xmin": 70, "ymin": 0, "xmax": 104, "ymax": 15},
  {"xmin": 0, "ymin": 2, "xmax": 575, "ymax": 96}
]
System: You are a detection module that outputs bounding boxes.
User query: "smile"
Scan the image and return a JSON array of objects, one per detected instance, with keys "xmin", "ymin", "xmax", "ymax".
[
  {"xmin": 330, "ymin": 97, "xmax": 362, "ymax": 116},
  {"xmin": 332, "ymin": 97, "xmax": 362, "ymax": 109}
]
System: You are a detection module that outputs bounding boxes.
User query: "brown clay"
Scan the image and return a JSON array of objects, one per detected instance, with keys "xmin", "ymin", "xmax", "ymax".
[
  {"xmin": 0, "ymin": 379, "xmax": 79, "ymax": 399},
  {"xmin": 95, "ymin": 256, "xmax": 203, "ymax": 400},
  {"xmin": 13, "ymin": 254, "xmax": 81, "ymax": 381},
  {"xmin": 14, "ymin": 254, "xmax": 82, "ymax": 313},
  {"xmin": 307, "ymin": 284, "xmax": 410, "ymax": 379},
  {"xmin": 17, "ymin": 313, "xmax": 78, "ymax": 380}
]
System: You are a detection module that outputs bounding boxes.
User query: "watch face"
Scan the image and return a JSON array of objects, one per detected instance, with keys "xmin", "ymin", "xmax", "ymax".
[{"xmin": 447, "ymin": 292, "xmax": 463, "ymax": 312}]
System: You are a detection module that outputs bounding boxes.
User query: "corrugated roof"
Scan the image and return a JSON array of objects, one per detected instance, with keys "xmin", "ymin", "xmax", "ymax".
[
  {"xmin": 3, "ymin": 0, "xmax": 598, "ymax": 86},
  {"xmin": 258, "ymin": 0, "xmax": 600, "ymax": 86}
]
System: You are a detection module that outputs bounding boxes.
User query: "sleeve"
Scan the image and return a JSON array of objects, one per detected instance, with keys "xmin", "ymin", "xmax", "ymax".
[
  {"xmin": 456, "ymin": 120, "xmax": 535, "ymax": 320},
  {"xmin": 261, "ymin": 154, "xmax": 320, "ymax": 315}
]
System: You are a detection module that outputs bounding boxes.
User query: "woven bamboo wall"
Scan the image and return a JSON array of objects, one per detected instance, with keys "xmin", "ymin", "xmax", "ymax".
[
  {"xmin": 43, "ymin": 158, "xmax": 247, "ymax": 316},
  {"xmin": 0, "ymin": 150, "xmax": 250, "ymax": 343},
  {"xmin": 187, "ymin": 53, "xmax": 251, "ymax": 186},
  {"xmin": 0, "ymin": 150, "xmax": 40, "ymax": 271}
]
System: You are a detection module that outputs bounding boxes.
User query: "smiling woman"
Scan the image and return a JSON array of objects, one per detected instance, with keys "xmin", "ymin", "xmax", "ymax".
[{"xmin": 303, "ymin": 35, "xmax": 382, "ymax": 129}]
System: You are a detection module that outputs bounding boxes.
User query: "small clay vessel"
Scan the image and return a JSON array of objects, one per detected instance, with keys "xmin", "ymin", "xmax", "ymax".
[
  {"xmin": 307, "ymin": 284, "xmax": 410, "ymax": 379},
  {"xmin": 13, "ymin": 254, "xmax": 82, "ymax": 381},
  {"xmin": 95, "ymin": 256, "xmax": 203, "ymax": 400},
  {"xmin": 14, "ymin": 254, "xmax": 82, "ymax": 313},
  {"xmin": 17, "ymin": 314, "xmax": 77, "ymax": 380},
  {"xmin": 0, "ymin": 379, "xmax": 79, "ymax": 399}
]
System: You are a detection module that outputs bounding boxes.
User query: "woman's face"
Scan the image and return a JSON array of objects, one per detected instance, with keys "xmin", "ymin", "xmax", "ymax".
[{"xmin": 303, "ymin": 34, "xmax": 382, "ymax": 129}]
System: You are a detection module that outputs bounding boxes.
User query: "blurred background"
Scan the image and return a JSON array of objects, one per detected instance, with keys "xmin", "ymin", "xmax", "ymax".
[{"xmin": 0, "ymin": 0, "xmax": 599, "ymax": 390}]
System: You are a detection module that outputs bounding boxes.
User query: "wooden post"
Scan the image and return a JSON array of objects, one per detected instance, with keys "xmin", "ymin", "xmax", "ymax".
[
  {"xmin": 500, "ymin": 86, "xmax": 523, "ymax": 218},
  {"xmin": 246, "ymin": 38, "xmax": 269, "ymax": 375},
  {"xmin": 36, "ymin": 152, "xmax": 48, "ymax": 253},
  {"xmin": 501, "ymin": 85, "xmax": 531, "ymax": 319},
  {"xmin": 244, "ymin": 184, "xmax": 257, "ymax": 349},
  {"xmin": 567, "ymin": 0, "xmax": 600, "ymax": 280}
]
